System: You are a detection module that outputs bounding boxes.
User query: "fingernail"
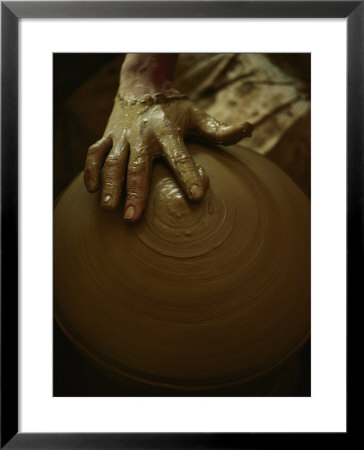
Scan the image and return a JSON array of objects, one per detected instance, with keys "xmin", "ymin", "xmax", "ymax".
[
  {"xmin": 124, "ymin": 205, "xmax": 135, "ymax": 220},
  {"xmin": 190, "ymin": 184, "xmax": 198, "ymax": 194},
  {"xmin": 102, "ymin": 194, "xmax": 112, "ymax": 205},
  {"xmin": 189, "ymin": 184, "xmax": 203, "ymax": 200},
  {"xmin": 85, "ymin": 177, "xmax": 96, "ymax": 192}
]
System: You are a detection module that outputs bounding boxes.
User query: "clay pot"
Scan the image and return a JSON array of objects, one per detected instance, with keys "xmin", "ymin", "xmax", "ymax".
[{"xmin": 54, "ymin": 143, "xmax": 310, "ymax": 391}]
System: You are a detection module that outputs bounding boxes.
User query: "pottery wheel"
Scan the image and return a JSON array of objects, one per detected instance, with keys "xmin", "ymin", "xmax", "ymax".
[{"xmin": 54, "ymin": 143, "xmax": 310, "ymax": 389}]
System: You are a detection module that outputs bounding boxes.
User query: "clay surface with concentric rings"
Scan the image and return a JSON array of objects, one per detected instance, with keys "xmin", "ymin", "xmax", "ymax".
[{"xmin": 54, "ymin": 143, "xmax": 310, "ymax": 389}]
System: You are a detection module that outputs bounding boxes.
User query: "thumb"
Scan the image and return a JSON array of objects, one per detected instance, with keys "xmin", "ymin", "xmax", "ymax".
[{"xmin": 190, "ymin": 106, "xmax": 253, "ymax": 146}]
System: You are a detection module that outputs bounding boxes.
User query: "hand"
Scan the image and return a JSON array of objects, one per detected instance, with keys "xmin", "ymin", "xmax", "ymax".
[{"xmin": 84, "ymin": 93, "xmax": 253, "ymax": 222}]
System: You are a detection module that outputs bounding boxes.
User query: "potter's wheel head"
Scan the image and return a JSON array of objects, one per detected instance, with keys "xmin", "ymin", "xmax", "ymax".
[{"xmin": 54, "ymin": 143, "xmax": 310, "ymax": 389}]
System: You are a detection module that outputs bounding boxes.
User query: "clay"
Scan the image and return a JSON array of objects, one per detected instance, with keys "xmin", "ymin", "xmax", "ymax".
[
  {"xmin": 84, "ymin": 53, "xmax": 253, "ymax": 223},
  {"xmin": 55, "ymin": 142, "xmax": 310, "ymax": 390}
]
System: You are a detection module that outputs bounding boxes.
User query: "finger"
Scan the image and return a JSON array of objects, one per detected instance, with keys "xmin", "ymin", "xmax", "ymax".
[
  {"xmin": 101, "ymin": 139, "xmax": 129, "ymax": 210},
  {"xmin": 124, "ymin": 146, "xmax": 152, "ymax": 223},
  {"xmin": 158, "ymin": 130, "xmax": 207, "ymax": 201},
  {"xmin": 84, "ymin": 136, "xmax": 113, "ymax": 192},
  {"xmin": 190, "ymin": 106, "xmax": 254, "ymax": 146}
]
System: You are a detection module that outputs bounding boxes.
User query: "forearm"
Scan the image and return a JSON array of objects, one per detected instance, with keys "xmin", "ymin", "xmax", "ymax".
[{"xmin": 118, "ymin": 53, "xmax": 179, "ymax": 99}]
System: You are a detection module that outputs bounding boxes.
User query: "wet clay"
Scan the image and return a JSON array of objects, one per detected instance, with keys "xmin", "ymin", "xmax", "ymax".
[
  {"xmin": 84, "ymin": 95, "xmax": 253, "ymax": 222},
  {"xmin": 54, "ymin": 142, "xmax": 310, "ymax": 390}
]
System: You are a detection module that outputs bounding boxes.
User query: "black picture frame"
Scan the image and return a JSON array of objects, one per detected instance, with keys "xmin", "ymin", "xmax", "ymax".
[{"xmin": 1, "ymin": 1, "xmax": 358, "ymax": 448}]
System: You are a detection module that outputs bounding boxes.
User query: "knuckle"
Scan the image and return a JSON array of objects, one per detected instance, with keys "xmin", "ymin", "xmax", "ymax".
[
  {"xmin": 129, "ymin": 156, "xmax": 146, "ymax": 170},
  {"xmin": 103, "ymin": 180, "xmax": 117, "ymax": 190},
  {"xmin": 84, "ymin": 161, "xmax": 100, "ymax": 173},
  {"xmin": 214, "ymin": 126, "xmax": 227, "ymax": 138},
  {"xmin": 171, "ymin": 155, "xmax": 196, "ymax": 176},
  {"xmin": 172, "ymin": 153, "xmax": 193, "ymax": 166},
  {"xmin": 87, "ymin": 144, "xmax": 100, "ymax": 156},
  {"xmin": 126, "ymin": 170, "xmax": 147, "ymax": 201},
  {"xmin": 104, "ymin": 154, "xmax": 122, "ymax": 167},
  {"xmin": 126, "ymin": 189, "xmax": 144, "ymax": 201}
]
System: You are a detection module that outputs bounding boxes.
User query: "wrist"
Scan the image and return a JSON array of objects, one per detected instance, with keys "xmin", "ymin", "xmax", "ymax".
[{"xmin": 118, "ymin": 53, "xmax": 180, "ymax": 99}]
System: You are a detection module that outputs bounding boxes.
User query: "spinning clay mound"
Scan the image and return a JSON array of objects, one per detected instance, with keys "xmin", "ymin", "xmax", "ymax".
[{"xmin": 54, "ymin": 143, "xmax": 310, "ymax": 390}]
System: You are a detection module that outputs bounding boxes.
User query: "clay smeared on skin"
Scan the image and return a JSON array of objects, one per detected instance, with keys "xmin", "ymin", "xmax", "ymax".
[
  {"xmin": 84, "ymin": 96, "xmax": 253, "ymax": 220},
  {"xmin": 83, "ymin": 54, "xmax": 254, "ymax": 222},
  {"xmin": 56, "ymin": 143, "xmax": 310, "ymax": 390}
]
